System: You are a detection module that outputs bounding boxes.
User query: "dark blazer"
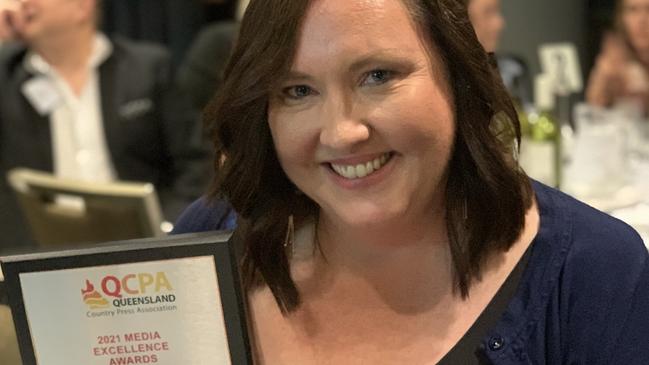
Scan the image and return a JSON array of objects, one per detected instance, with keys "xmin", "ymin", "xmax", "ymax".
[
  {"xmin": 0, "ymin": 37, "xmax": 210, "ymax": 249},
  {"xmin": 176, "ymin": 21, "xmax": 239, "ymax": 110}
]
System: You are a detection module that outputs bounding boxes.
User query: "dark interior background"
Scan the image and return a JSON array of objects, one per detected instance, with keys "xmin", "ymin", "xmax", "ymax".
[{"xmin": 98, "ymin": 0, "xmax": 618, "ymax": 101}]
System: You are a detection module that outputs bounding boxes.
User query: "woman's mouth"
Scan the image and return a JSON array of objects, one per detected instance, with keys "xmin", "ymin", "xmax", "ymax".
[{"xmin": 329, "ymin": 152, "xmax": 394, "ymax": 180}]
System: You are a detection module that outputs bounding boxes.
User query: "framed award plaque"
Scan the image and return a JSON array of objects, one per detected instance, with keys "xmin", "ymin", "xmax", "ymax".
[{"xmin": 0, "ymin": 231, "xmax": 252, "ymax": 365}]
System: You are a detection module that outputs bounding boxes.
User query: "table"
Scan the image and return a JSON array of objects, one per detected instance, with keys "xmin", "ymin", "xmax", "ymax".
[{"xmin": 561, "ymin": 122, "xmax": 649, "ymax": 249}]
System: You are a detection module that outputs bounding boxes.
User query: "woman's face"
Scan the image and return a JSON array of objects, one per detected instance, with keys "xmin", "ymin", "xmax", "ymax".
[
  {"xmin": 268, "ymin": 0, "xmax": 455, "ymax": 231},
  {"xmin": 622, "ymin": 0, "xmax": 649, "ymax": 54},
  {"xmin": 467, "ymin": 0, "xmax": 504, "ymax": 53}
]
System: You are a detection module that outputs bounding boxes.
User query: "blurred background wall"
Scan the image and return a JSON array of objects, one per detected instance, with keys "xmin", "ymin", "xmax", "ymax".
[
  {"xmin": 499, "ymin": 0, "xmax": 615, "ymax": 87},
  {"xmin": 97, "ymin": 0, "xmax": 618, "ymax": 98}
]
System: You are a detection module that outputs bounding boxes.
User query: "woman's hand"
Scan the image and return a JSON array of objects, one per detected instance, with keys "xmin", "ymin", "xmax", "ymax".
[{"xmin": 586, "ymin": 33, "xmax": 630, "ymax": 107}]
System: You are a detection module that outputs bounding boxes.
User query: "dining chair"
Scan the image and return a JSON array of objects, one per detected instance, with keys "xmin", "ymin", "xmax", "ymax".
[{"xmin": 6, "ymin": 168, "xmax": 166, "ymax": 247}]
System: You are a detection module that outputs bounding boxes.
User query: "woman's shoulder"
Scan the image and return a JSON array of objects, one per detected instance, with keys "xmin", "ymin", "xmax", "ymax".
[
  {"xmin": 523, "ymin": 181, "xmax": 649, "ymax": 362},
  {"xmin": 488, "ymin": 182, "xmax": 649, "ymax": 363},
  {"xmin": 171, "ymin": 197, "xmax": 236, "ymax": 234},
  {"xmin": 532, "ymin": 180, "xmax": 646, "ymax": 280},
  {"xmin": 534, "ymin": 180, "xmax": 642, "ymax": 241}
]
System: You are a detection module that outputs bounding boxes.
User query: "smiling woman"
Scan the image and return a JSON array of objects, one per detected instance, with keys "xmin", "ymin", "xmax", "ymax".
[
  {"xmin": 208, "ymin": 0, "xmax": 531, "ymax": 317},
  {"xmin": 171, "ymin": 0, "xmax": 649, "ymax": 363},
  {"xmin": 268, "ymin": 1, "xmax": 456, "ymax": 234}
]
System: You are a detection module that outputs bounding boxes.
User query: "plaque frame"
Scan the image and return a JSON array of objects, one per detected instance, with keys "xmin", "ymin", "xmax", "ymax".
[{"xmin": 0, "ymin": 231, "xmax": 252, "ymax": 365}]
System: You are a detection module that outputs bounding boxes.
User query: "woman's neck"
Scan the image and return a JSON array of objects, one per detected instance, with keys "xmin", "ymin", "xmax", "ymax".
[
  {"xmin": 629, "ymin": 44, "xmax": 649, "ymax": 70},
  {"xmin": 292, "ymin": 211, "xmax": 454, "ymax": 314},
  {"xmin": 638, "ymin": 51, "xmax": 649, "ymax": 70}
]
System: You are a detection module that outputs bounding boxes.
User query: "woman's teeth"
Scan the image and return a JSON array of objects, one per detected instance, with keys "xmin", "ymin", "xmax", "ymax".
[{"xmin": 330, "ymin": 153, "xmax": 391, "ymax": 179}]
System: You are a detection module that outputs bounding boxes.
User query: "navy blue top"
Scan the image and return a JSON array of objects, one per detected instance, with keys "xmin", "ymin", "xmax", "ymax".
[
  {"xmin": 172, "ymin": 197, "xmax": 237, "ymax": 232},
  {"xmin": 173, "ymin": 181, "xmax": 649, "ymax": 364}
]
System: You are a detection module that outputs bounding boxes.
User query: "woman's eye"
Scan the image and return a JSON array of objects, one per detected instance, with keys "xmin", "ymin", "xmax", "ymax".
[
  {"xmin": 362, "ymin": 69, "xmax": 394, "ymax": 86},
  {"xmin": 283, "ymin": 85, "xmax": 314, "ymax": 100}
]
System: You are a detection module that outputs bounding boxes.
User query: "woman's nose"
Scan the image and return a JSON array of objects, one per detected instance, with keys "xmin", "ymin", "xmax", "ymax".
[{"xmin": 318, "ymin": 95, "xmax": 370, "ymax": 149}]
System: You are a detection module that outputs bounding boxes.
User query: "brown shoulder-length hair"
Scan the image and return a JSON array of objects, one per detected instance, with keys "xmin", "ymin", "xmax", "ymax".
[{"xmin": 204, "ymin": 0, "xmax": 533, "ymax": 314}]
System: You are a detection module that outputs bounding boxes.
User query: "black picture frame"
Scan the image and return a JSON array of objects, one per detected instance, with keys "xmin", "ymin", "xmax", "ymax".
[{"xmin": 0, "ymin": 231, "xmax": 252, "ymax": 365}]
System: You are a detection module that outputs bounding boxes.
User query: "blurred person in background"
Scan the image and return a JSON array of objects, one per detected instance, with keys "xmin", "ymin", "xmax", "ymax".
[
  {"xmin": 466, "ymin": 0, "xmax": 532, "ymax": 106},
  {"xmin": 176, "ymin": 0, "xmax": 250, "ymax": 111},
  {"xmin": 587, "ymin": 0, "xmax": 649, "ymax": 113},
  {"xmin": 170, "ymin": 0, "xmax": 251, "ymax": 232},
  {"xmin": 0, "ymin": 0, "xmax": 209, "ymax": 249},
  {"xmin": 466, "ymin": 0, "xmax": 504, "ymax": 53}
]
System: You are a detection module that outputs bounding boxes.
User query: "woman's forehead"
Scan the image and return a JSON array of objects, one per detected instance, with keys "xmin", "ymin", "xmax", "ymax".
[
  {"xmin": 292, "ymin": 0, "xmax": 423, "ymax": 61},
  {"xmin": 301, "ymin": 0, "xmax": 417, "ymax": 34}
]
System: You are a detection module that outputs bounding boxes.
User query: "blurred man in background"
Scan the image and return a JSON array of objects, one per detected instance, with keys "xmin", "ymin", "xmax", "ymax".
[{"xmin": 0, "ymin": 0, "xmax": 208, "ymax": 249}]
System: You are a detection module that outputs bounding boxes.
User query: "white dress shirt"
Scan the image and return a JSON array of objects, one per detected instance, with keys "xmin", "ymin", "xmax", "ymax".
[{"xmin": 21, "ymin": 34, "xmax": 116, "ymax": 183}]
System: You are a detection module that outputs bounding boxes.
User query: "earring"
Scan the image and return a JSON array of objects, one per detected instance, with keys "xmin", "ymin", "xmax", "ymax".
[{"xmin": 284, "ymin": 214, "xmax": 295, "ymax": 258}]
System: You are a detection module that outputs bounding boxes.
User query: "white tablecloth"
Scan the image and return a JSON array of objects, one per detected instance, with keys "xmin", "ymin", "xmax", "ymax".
[{"xmin": 565, "ymin": 156, "xmax": 649, "ymax": 249}]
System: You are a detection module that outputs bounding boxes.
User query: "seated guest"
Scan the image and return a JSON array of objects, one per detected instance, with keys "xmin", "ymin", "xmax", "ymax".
[
  {"xmin": 174, "ymin": 0, "xmax": 649, "ymax": 363},
  {"xmin": 176, "ymin": 20, "xmax": 239, "ymax": 110},
  {"xmin": 0, "ymin": 0, "xmax": 209, "ymax": 248},
  {"xmin": 176, "ymin": 0, "xmax": 250, "ymax": 110},
  {"xmin": 465, "ymin": 0, "xmax": 504, "ymax": 54},
  {"xmin": 465, "ymin": 0, "xmax": 532, "ymax": 106},
  {"xmin": 587, "ymin": 0, "xmax": 649, "ymax": 113}
]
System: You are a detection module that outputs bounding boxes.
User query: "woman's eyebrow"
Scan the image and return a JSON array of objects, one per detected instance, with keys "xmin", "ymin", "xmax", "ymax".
[
  {"xmin": 280, "ymin": 71, "xmax": 314, "ymax": 84},
  {"xmin": 347, "ymin": 50, "xmax": 414, "ymax": 74}
]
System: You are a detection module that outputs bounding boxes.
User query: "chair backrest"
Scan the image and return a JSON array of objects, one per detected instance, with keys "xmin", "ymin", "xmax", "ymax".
[{"xmin": 6, "ymin": 168, "xmax": 165, "ymax": 247}]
